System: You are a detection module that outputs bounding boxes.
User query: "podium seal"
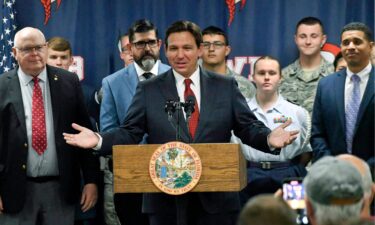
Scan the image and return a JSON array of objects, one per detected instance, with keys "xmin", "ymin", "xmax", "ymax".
[{"xmin": 149, "ymin": 141, "xmax": 202, "ymax": 195}]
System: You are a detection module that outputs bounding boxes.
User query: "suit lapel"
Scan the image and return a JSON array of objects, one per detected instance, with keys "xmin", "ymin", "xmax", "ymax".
[
  {"xmin": 7, "ymin": 69, "xmax": 27, "ymax": 136},
  {"xmin": 193, "ymin": 70, "xmax": 216, "ymax": 142},
  {"xmin": 355, "ymin": 67, "xmax": 374, "ymax": 133},
  {"xmin": 46, "ymin": 66, "xmax": 61, "ymax": 133},
  {"xmin": 157, "ymin": 70, "xmax": 190, "ymax": 142},
  {"xmin": 335, "ymin": 70, "xmax": 347, "ymax": 133},
  {"xmin": 123, "ymin": 64, "xmax": 139, "ymax": 96}
]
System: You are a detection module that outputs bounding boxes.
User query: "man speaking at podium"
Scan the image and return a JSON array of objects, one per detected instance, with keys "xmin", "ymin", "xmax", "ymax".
[{"xmin": 64, "ymin": 21, "xmax": 299, "ymax": 225}]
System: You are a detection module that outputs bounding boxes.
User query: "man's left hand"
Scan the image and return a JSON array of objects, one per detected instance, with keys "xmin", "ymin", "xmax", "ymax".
[
  {"xmin": 80, "ymin": 183, "xmax": 98, "ymax": 212},
  {"xmin": 268, "ymin": 120, "xmax": 299, "ymax": 148}
]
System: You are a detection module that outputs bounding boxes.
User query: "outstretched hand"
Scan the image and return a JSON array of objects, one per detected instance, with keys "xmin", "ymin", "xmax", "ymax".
[
  {"xmin": 63, "ymin": 123, "xmax": 99, "ymax": 149},
  {"xmin": 268, "ymin": 119, "xmax": 299, "ymax": 148}
]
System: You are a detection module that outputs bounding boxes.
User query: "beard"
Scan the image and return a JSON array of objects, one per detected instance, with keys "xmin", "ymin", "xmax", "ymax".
[
  {"xmin": 135, "ymin": 52, "xmax": 158, "ymax": 71},
  {"xmin": 141, "ymin": 58, "xmax": 156, "ymax": 71}
]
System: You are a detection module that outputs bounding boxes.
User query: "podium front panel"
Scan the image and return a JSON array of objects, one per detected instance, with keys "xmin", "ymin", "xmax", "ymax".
[{"xmin": 113, "ymin": 143, "xmax": 246, "ymax": 193}]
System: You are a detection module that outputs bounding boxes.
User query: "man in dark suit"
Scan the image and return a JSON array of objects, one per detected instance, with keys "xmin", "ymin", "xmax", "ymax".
[
  {"xmin": 311, "ymin": 22, "xmax": 374, "ymax": 168},
  {"xmin": 64, "ymin": 21, "xmax": 298, "ymax": 225},
  {"xmin": 0, "ymin": 27, "xmax": 99, "ymax": 225}
]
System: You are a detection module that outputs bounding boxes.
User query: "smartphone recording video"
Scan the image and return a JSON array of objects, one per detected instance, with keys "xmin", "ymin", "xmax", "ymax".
[{"xmin": 282, "ymin": 177, "xmax": 309, "ymax": 225}]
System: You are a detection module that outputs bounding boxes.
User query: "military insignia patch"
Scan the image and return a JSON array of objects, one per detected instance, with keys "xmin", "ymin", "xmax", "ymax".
[{"xmin": 274, "ymin": 115, "xmax": 291, "ymax": 123}]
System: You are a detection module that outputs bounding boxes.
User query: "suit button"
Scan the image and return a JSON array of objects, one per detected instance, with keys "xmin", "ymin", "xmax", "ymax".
[
  {"xmin": 24, "ymin": 143, "xmax": 28, "ymax": 148},
  {"xmin": 22, "ymin": 164, "xmax": 26, "ymax": 170}
]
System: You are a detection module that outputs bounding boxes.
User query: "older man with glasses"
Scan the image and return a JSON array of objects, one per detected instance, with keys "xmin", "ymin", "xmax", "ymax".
[
  {"xmin": 201, "ymin": 25, "xmax": 255, "ymax": 99},
  {"xmin": 0, "ymin": 27, "xmax": 99, "ymax": 225},
  {"xmin": 118, "ymin": 33, "xmax": 134, "ymax": 67}
]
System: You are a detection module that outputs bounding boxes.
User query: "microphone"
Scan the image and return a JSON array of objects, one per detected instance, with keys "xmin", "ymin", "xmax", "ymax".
[
  {"xmin": 184, "ymin": 95, "xmax": 195, "ymax": 119},
  {"xmin": 165, "ymin": 100, "xmax": 176, "ymax": 118}
]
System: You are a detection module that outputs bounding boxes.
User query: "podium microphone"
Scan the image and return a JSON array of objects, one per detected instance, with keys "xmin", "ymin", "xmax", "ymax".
[
  {"xmin": 184, "ymin": 95, "xmax": 195, "ymax": 120},
  {"xmin": 165, "ymin": 100, "xmax": 176, "ymax": 119}
]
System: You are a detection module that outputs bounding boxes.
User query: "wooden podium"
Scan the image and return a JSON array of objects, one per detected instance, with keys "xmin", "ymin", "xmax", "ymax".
[{"xmin": 112, "ymin": 143, "xmax": 247, "ymax": 193}]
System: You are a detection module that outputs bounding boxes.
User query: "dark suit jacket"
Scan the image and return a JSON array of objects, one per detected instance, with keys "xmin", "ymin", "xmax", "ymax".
[
  {"xmin": 100, "ymin": 68, "xmax": 271, "ymax": 214},
  {"xmin": 0, "ymin": 65, "xmax": 99, "ymax": 213},
  {"xmin": 311, "ymin": 67, "xmax": 374, "ymax": 166}
]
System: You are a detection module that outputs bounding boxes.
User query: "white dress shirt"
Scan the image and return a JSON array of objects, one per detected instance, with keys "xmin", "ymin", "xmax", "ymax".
[
  {"xmin": 344, "ymin": 62, "xmax": 372, "ymax": 111},
  {"xmin": 134, "ymin": 60, "xmax": 160, "ymax": 81},
  {"xmin": 18, "ymin": 67, "xmax": 59, "ymax": 177},
  {"xmin": 232, "ymin": 95, "xmax": 312, "ymax": 162},
  {"xmin": 173, "ymin": 66, "xmax": 201, "ymax": 119}
]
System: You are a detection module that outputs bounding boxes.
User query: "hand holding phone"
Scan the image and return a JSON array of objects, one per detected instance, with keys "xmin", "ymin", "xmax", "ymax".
[{"xmin": 282, "ymin": 177, "xmax": 309, "ymax": 225}]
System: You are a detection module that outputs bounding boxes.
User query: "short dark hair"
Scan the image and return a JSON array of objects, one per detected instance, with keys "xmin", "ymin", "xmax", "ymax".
[
  {"xmin": 253, "ymin": 55, "xmax": 281, "ymax": 75},
  {"xmin": 341, "ymin": 22, "xmax": 373, "ymax": 42},
  {"xmin": 47, "ymin": 36, "xmax": 72, "ymax": 56},
  {"xmin": 202, "ymin": 26, "xmax": 229, "ymax": 45},
  {"xmin": 165, "ymin": 20, "xmax": 202, "ymax": 48},
  {"xmin": 128, "ymin": 19, "xmax": 158, "ymax": 43},
  {"xmin": 296, "ymin": 16, "xmax": 324, "ymax": 34},
  {"xmin": 333, "ymin": 52, "xmax": 344, "ymax": 70}
]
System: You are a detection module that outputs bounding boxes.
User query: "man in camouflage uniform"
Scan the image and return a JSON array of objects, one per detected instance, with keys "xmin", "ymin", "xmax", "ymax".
[
  {"xmin": 201, "ymin": 26, "xmax": 256, "ymax": 99},
  {"xmin": 280, "ymin": 17, "xmax": 334, "ymax": 114}
]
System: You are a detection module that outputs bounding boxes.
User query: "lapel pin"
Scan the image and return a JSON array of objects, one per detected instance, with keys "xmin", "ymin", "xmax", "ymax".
[{"xmin": 54, "ymin": 75, "xmax": 58, "ymax": 81}]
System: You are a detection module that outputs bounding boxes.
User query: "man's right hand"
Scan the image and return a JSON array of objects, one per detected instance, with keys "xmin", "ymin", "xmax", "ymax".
[{"xmin": 63, "ymin": 123, "xmax": 100, "ymax": 149}]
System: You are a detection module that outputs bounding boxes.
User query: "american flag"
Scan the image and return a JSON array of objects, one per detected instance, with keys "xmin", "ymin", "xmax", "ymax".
[{"xmin": 0, "ymin": 0, "xmax": 18, "ymax": 74}]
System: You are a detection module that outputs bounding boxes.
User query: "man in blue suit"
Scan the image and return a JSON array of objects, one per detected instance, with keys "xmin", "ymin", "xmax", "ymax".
[
  {"xmin": 100, "ymin": 19, "xmax": 170, "ymax": 225},
  {"xmin": 311, "ymin": 22, "xmax": 374, "ymax": 169}
]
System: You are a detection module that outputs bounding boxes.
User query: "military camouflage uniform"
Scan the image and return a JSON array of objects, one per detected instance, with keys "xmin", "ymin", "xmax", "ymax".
[
  {"xmin": 226, "ymin": 67, "xmax": 256, "ymax": 99},
  {"xmin": 280, "ymin": 58, "xmax": 334, "ymax": 114}
]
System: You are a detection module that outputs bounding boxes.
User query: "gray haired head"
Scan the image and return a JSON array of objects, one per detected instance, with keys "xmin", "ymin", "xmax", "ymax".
[{"xmin": 304, "ymin": 156, "xmax": 364, "ymax": 205}]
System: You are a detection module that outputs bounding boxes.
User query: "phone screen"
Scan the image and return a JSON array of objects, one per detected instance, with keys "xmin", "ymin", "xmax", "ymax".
[{"xmin": 282, "ymin": 178, "xmax": 309, "ymax": 225}]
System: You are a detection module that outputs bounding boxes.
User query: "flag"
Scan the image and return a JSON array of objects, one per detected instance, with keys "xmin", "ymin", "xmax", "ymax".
[{"xmin": 0, "ymin": 0, "xmax": 18, "ymax": 74}]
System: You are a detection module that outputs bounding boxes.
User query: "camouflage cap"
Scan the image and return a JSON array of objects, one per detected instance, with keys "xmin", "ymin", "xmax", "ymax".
[{"xmin": 303, "ymin": 156, "xmax": 364, "ymax": 205}]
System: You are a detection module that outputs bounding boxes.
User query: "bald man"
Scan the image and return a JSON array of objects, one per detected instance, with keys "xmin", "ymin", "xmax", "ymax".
[
  {"xmin": 337, "ymin": 154, "xmax": 375, "ymax": 219},
  {"xmin": 0, "ymin": 27, "xmax": 99, "ymax": 225}
]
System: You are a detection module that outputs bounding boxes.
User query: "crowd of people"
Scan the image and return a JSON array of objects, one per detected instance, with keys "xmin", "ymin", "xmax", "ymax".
[{"xmin": 0, "ymin": 16, "xmax": 374, "ymax": 225}]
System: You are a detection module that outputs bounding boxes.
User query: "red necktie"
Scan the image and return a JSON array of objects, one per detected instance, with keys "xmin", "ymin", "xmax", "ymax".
[
  {"xmin": 184, "ymin": 79, "xmax": 199, "ymax": 139},
  {"xmin": 32, "ymin": 77, "xmax": 47, "ymax": 155}
]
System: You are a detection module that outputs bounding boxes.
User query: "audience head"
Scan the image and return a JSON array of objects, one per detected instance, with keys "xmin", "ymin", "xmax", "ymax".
[
  {"xmin": 340, "ymin": 22, "xmax": 374, "ymax": 72},
  {"xmin": 201, "ymin": 26, "xmax": 231, "ymax": 70},
  {"xmin": 303, "ymin": 156, "xmax": 364, "ymax": 225},
  {"xmin": 128, "ymin": 19, "xmax": 161, "ymax": 71},
  {"xmin": 294, "ymin": 17, "xmax": 326, "ymax": 58},
  {"xmin": 333, "ymin": 52, "xmax": 347, "ymax": 72},
  {"xmin": 118, "ymin": 33, "xmax": 134, "ymax": 67},
  {"xmin": 252, "ymin": 56, "xmax": 281, "ymax": 95},
  {"xmin": 46, "ymin": 36, "xmax": 73, "ymax": 70},
  {"xmin": 164, "ymin": 20, "xmax": 202, "ymax": 78},
  {"xmin": 13, "ymin": 27, "xmax": 47, "ymax": 77},
  {"xmin": 237, "ymin": 194, "xmax": 297, "ymax": 225},
  {"xmin": 337, "ymin": 154, "xmax": 375, "ymax": 219}
]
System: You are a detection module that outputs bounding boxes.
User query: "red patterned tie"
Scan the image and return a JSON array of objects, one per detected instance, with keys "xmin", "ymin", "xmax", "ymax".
[
  {"xmin": 184, "ymin": 79, "xmax": 199, "ymax": 139},
  {"xmin": 32, "ymin": 77, "xmax": 47, "ymax": 155}
]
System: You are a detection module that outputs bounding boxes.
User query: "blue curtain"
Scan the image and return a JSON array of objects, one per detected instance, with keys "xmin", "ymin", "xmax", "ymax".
[{"xmin": 12, "ymin": 0, "xmax": 374, "ymax": 88}]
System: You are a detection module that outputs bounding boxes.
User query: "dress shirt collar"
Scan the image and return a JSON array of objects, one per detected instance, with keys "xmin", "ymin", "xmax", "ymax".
[
  {"xmin": 346, "ymin": 62, "xmax": 372, "ymax": 80},
  {"xmin": 134, "ymin": 60, "xmax": 160, "ymax": 78},
  {"xmin": 248, "ymin": 94, "xmax": 285, "ymax": 114},
  {"xmin": 173, "ymin": 66, "xmax": 200, "ymax": 88},
  {"xmin": 18, "ymin": 66, "xmax": 47, "ymax": 86}
]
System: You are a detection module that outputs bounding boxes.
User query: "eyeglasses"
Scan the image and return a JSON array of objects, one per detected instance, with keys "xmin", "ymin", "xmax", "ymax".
[
  {"xmin": 132, "ymin": 40, "xmax": 158, "ymax": 49},
  {"xmin": 121, "ymin": 47, "xmax": 130, "ymax": 54},
  {"xmin": 202, "ymin": 41, "xmax": 226, "ymax": 49},
  {"xmin": 16, "ymin": 44, "xmax": 47, "ymax": 54}
]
